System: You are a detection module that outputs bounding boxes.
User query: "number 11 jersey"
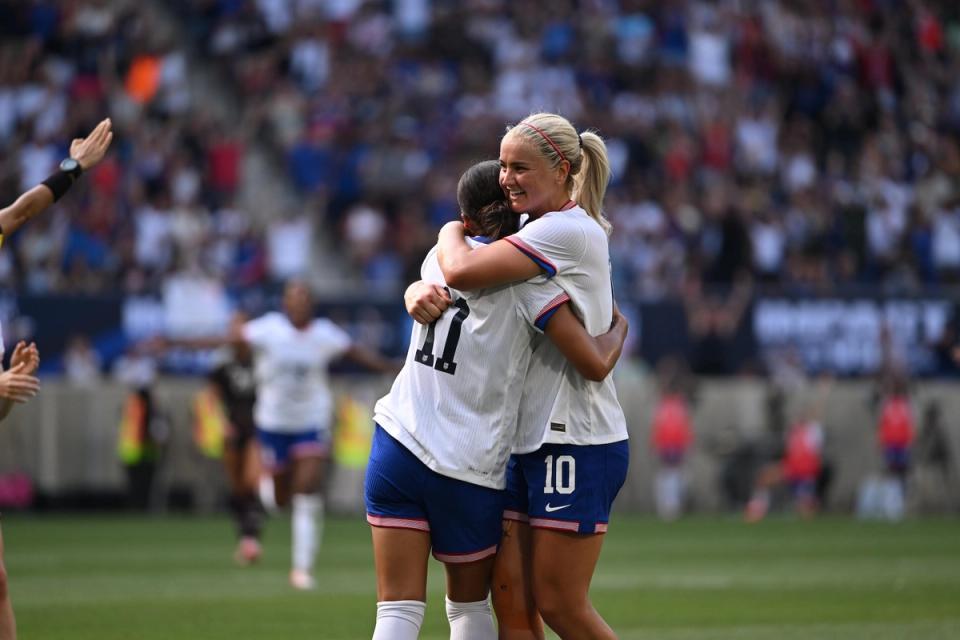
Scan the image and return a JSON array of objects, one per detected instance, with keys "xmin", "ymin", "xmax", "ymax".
[{"xmin": 374, "ymin": 238, "xmax": 568, "ymax": 490}]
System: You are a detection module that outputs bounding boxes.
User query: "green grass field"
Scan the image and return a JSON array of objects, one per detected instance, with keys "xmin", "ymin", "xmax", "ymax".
[{"xmin": 2, "ymin": 513, "xmax": 959, "ymax": 639}]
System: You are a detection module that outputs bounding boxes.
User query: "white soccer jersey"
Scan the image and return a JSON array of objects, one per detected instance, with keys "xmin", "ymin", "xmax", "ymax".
[
  {"xmin": 243, "ymin": 311, "xmax": 352, "ymax": 432},
  {"xmin": 375, "ymin": 238, "xmax": 569, "ymax": 489},
  {"xmin": 508, "ymin": 205, "xmax": 629, "ymax": 452}
]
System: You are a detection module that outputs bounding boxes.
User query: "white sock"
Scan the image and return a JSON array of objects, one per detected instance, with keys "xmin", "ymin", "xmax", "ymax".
[
  {"xmin": 292, "ymin": 493, "xmax": 323, "ymax": 573},
  {"xmin": 656, "ymin": 468, "xmax": 683, "ymax": 520},
  {"xmin": 445, "ymin": 596, "xmax": 495, "ymax": 640},
  {"xmin": 259, "ymin": 475, "xmax": 277, "ymax": 513},
  {"xmin": 372, "ymin": 600, "xmax": 425, "ymax": 640}
]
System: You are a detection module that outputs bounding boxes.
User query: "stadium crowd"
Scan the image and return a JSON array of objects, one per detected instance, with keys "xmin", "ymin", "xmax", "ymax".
[
  {"xmin": 0, "ymin": 0, "xmax": 273, "ymax": 300},
  {"xmin": 4, "ymin": 1, "xmax": 960, "ymax": 298},
  {"xmin": 174, "ymin": 0, "xmax": 960, "ymax": 299},
  {"xmin": 4, "ymin": 1, "xmax": 960, "ymax": 375}
]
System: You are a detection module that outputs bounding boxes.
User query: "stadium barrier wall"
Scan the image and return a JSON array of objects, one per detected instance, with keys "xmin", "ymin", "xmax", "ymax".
[{"xmin": 0, "ymin": 369, "xmax": 957, "ymax": 514}]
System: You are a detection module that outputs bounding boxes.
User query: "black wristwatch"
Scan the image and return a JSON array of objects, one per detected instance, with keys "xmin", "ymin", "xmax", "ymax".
[{"xmin": 59, "ymin": 157, "xmax": 83, "ymax": 183}]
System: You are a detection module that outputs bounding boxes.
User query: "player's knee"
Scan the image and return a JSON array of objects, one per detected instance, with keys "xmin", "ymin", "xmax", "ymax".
[{"xmin": 532, "ymin": 583, "xmax": 587, "ymax": 628}]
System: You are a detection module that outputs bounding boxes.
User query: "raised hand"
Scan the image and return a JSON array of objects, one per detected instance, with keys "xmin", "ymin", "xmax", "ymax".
[
  {"xmin": 9, "ymin": 341, "xmax": 39, "ymax": 376},
  {"xmin": 0, "ymin": 361, "xmax": 40, "ymax": 403},
  {"xmin": 70, "ymin": 118, "xmax": 114, "ymax": 170}
]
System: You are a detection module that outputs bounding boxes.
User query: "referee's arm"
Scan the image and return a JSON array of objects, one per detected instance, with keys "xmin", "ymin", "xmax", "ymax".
[{"xmin": 0, "ymin": 118, "xmax": 113, "ymax": 242}]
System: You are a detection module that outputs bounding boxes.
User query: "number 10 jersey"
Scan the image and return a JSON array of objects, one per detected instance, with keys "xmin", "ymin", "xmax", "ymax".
[{"xmin": 374, "ymin": 238, "xmax": 568, "ymax": 490}]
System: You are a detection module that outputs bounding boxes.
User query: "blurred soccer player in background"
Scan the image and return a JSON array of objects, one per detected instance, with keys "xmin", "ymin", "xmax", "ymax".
[
  {"xmin": 205, "ymin": 311, "xmax": 263, "ymax": 565},
  {"xmin": 162, "ymin": 280, "xmax": 399, "ymax": 589},
  {"xmin": 650, "ymin": 357, "xmax": 695, "ymax": 521},
  {"xmin": 745, "ymin": 380, "xmax": 832, "ymax": 522}
]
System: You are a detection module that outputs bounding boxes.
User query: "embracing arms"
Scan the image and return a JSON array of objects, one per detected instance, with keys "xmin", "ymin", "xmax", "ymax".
[
  {"xmin": 543, "ymin": 304, "xmax": 628, "ymax": 382},
  {"xmin": 404, "ymin": 280, "xmax": 628, "ymax": 382},
  {"xmin": 436, "ymin": 222, "xmax": 542, "ymax": 290}
]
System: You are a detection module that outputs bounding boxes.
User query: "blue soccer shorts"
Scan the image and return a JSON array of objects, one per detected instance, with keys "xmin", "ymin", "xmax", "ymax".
[
  {"xmin": 256, "ymin": 427, "xmax": 331, "ymax": 472},
  {"xmin": 504, "ymin": 440, "xmax": 629, "ymax": 534},
  {"xmin": 364, "ymin": 425, "xmax": 505, "ymax": 563},
  {"xmin": 884, "ymin": 446, "xmax": 910, "ymax": 473}
]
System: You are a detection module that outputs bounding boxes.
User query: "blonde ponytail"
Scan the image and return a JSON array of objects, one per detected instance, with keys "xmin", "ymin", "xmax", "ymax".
[{"xmin": 573, "ymin": 131, "xmax": 612, "ymax": 235}]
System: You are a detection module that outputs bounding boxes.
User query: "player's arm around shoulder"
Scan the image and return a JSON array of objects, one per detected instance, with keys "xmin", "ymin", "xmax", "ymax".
[
  {"xmin": 437, "ymin": 222, "xmax": 542, "ymax": 290},
  {"xmin": 544, "ymin": 303, "xmax": 628, "ymax": 382}
]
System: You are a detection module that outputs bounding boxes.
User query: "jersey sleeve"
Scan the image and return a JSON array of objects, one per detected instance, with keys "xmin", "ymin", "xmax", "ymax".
[
  {"xmin": 505, "ymin": 215, "xmax": 587, "ymax": 279},
  {"xmin": 314, "ymin": 319, "xmax": 353, "ymax": 359},
  {"xmin": 420, "ymin": 245, "xmax": 444, "ymax": 283},
  {"xmin": 514, "ymin": 281, "xmax": 571, "ymax": 334},
  {"xmin": 241, "ymin": 313, "xmax": 274, "ymax": 348}
]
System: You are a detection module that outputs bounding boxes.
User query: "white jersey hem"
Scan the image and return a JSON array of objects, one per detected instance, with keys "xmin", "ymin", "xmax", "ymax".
[{"xmin": 375, "ymin": 412, "xmax": 506, "ymax": 491}]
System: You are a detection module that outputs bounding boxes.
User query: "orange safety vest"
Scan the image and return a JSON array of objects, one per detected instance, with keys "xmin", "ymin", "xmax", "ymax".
[
  {"xmin": 125, "ymin": 54, "xmax": 161, "ymax": 104},
  {"xmin": 332, "ymin": 394, "xmax": 373, "ymax": 469},
  {"xmin": 193, "ymin": 387, "xmax": 228, "ymax": 459},
  {"xmin": 117, "ymin": 392, "xmax": 147, "ymax": 464}
]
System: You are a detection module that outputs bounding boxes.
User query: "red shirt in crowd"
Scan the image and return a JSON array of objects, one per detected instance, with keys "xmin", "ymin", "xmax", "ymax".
[
  {"xmin": 878, "ymin": 395, "xmax": 914, "ymax": 449},
  {"xmin": 651, "ymin": 394, "xmax": 694, "ymax": 454}
]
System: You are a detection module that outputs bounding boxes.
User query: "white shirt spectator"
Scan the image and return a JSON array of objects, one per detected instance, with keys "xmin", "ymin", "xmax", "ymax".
[
  {"xmin": 18, "ymin": 141, "xmax": 58, "ymax": 192},
  {"xmin": 162, "ymin": 267, "xmax": 231, "ymax": 338},
  {"xmin": 267, "ymin": 215, "xmax": 313, "ymax": 280},
  {"xmin": 64, "ymin": 335, "xmax": 103, "ymax": 387},
  {"xmin": 932, "ymin": 207, "xmax": 960, "ymax": 271},
  {"xmin": 291, "ymin": 36, "xmax": 330, "ymax": 92},
  {"xmin": 689, "ymin": 28, "xmax": 731, "ymax": 87},
  {"xmin": 256, "ymin": 0, "xmax": 294, "ymax": 34},
  {"xmin": 751, "ymin": 219, "xmax": 786, "ymax": 276},
  {"xmin": 783, "ymin": 152, "xmax": 818, "ymax": 193},
  {"xmin": 134, "ymin": 204, "xmax": 173, "ymax": 270},
  {"xmin": 343, "ymin": 203, "xmax": 386, "ymax": 261},
  {"xmin": 736, "ymin": 112, "xmax": 779, "ymax": 175}
]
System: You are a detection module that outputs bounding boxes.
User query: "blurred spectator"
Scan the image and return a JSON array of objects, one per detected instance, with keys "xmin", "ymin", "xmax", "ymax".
[
  {"xmin": 745, "ymin": 383, "xmax": 829, "ymax": 523},
  {"xmin": 266, "ymin": 211, "xmax": 313, "ymax": 282},
  {"xmin": 116, "ymin": 383, "xmax": 169, "ymax": 512},
  {"xmin": 913, "ymin": 401, "xmax": 954, "ymax": 512},
  {"xmin": 63, "ymin": 333, "xmax": 102, "ymax": 386},
  {"xmin": 650, "ymin": 357, "xmax": 695, "ymax": 521},
  {"xmin": 875, "ymin": 374, "xmax": 916, "ymax": 521}
]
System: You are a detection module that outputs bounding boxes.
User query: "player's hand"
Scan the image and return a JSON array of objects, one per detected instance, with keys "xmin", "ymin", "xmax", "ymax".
[
  {"xmin": 10, "ymin": 341, "xmax": 39, "ymax": 376},
  {"xmin": 0, "ymin": 362, "xmax": 40, "ymax": 403},
  {"xmin": 70, "ymin": 118, "xmax": 114, "ymax": 170},
  {"xmin": 405, "ymin": 281, "xmax": 451, "ymax": 325},
  {"xmin": 611, "ymin": 302, "xmax": 628, "ymax": 333}
]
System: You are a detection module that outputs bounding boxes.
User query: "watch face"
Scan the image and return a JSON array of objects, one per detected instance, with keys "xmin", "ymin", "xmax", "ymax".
[{"xmin": 60, "ymin": 158, "xmax": 79, "ymax": 172}]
